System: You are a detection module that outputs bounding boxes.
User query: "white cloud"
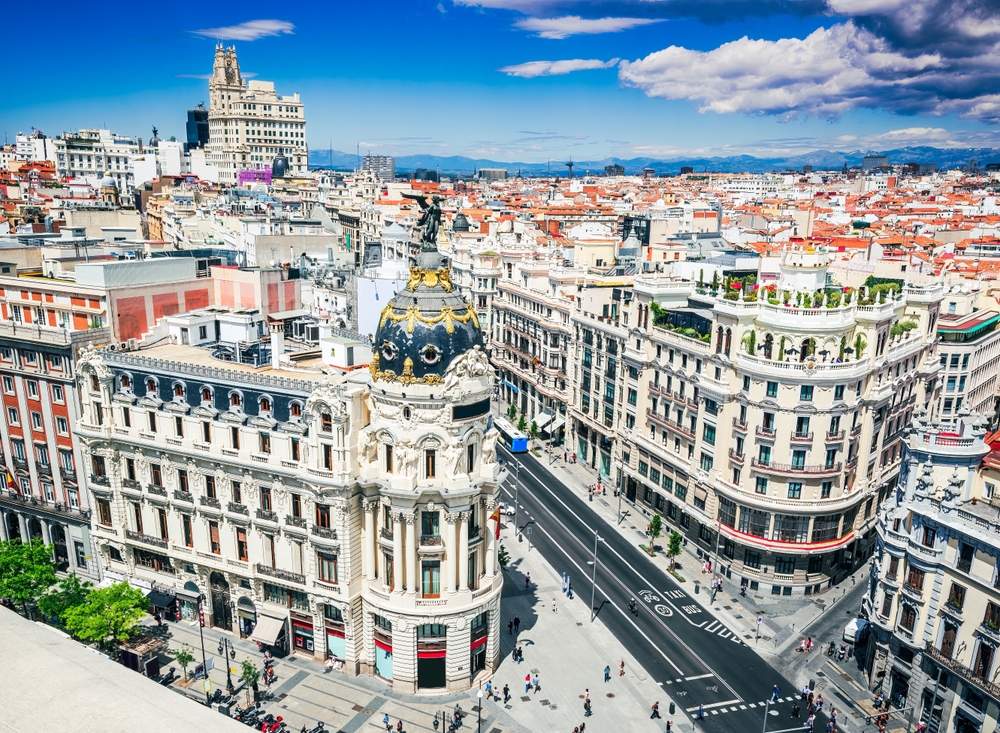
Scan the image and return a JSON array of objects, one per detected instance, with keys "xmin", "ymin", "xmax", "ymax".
[
  {"xmin": 619, "ymin": 23, "xmax": 945, "ymax": 119},
  {"xmin": 192, "ymin": 19, "xmax": 294, "ymax": 41},
  {"xmin": 500, "ymin": 58, "xmax": 620, "ymax": 77},
  {"xmin": 514, "ymin": 15, "xmax": 662, "ymax": 39}
]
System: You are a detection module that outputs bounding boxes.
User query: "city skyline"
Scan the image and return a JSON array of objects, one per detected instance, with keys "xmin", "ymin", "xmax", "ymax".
[{"xmin": 6, "ymin": 1, "xmax": 1000, "ymax": 161}]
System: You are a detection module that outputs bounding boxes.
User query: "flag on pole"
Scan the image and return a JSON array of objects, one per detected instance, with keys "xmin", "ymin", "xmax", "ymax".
[{"xmin": 490, "ymin": 507, "xmax": 501, "ymax": 540}]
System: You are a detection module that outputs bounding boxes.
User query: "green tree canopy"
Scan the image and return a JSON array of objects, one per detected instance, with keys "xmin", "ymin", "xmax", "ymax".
[
  {"xmin": 516, "ymin": 414, "xmax": 528, "ymax": 432},
  {"xmin": 667, "ymin": 531, "xmax": 683, "ymax": 569},
  {"xmin": 647, "ymin": 514, "xmax": 663, "ymax": 555},
  {"xmin": 507, "ymin": 403, "xmax": 517, "ymax": 421},
  {"xmin": 63, "ymin": 581, "xmax": 148, "ymax": 649},
  {"xmin": 173, "ymin": 645, "xmax": 195, "ymax": 681},
  {"xmin": 38, "ymin": 572, "xmax": 93, "ymax": 623},
  {"xmin": 0, "ymin": 539, "xmax": 58, "ymax": 614},
  {"xmin": 240, "ymin": 659, "xmax": 260, "ymax": 705}
]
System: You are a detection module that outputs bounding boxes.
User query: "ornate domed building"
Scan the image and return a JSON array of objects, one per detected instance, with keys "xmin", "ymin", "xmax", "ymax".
[{"xmin": 357, "ymin": 249, "xmax": 503, "ymax": 691}]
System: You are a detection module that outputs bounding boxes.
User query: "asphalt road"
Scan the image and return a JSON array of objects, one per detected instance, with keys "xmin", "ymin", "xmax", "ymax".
[{"xmin": 500, "ymin": 445, "xmax": 830, "ymax": 733}]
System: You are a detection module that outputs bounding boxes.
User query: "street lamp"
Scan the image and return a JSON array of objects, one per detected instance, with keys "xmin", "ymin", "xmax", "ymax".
[
  {"xmin": 588, "ymin": 528, "xmax": 603, "ymax": 622},
  {"xmin": 197, "ymin": 595, "xmax": 210, "ymax": 705},
  {"xmin": 477, "ymin": 688, "xmax": 484, "ymax": 732},
  {"xmin": 217, "ymin": 637, "xmax": 235, "ymax": 693},
  {"xmin": 615, "ymin": 460, "xmax": 625, "ymax": 525}
]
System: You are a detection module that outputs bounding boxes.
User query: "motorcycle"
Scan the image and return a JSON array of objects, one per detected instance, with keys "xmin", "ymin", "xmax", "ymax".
[
  {"xmin": 827, "ymin": 642, "xmax": 836, "ymax": 657},
  {"xmin": 627, "ymin": 598, "xmax": 638, "ymax": 616},
  {"xmin": 837, "ymin": 644, "xmax": 846, "ymax": 661},
  {"xmin": 308, "ymin": 723, "xmax": 326, "ymax": 733},
  {"xmin": 740, "ymin": 585, "xmax": 747, "ymax": 597}
]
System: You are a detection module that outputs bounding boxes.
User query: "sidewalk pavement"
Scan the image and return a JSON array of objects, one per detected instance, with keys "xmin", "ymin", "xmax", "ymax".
[
  {"xmin": 145, "ymin": 508, "xmax": 688, "ymax": 733},
  {"xmin": 530, "ymin": 444, "xmax": 868, "ymax": 665}
]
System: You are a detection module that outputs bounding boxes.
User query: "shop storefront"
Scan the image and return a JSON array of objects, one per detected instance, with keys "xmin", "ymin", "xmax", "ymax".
[
  {"xmin": 291, "ymin": 613, "xmax": 314, "ymax": 654},
  {"xmin": 324, "ymin": 605, "xmax": 346, "ymax": 660},
  {"xmin": 470, "ymin": 612, "xmax": 487, "ymax": 675},
  {"xmin": 417, "ymin": 624, "xmax": 447, "ymax": 690},
  {"xmin": 237, "ymin": 597, "xmax": 257, "ymax": 639},
  {"xmin": 250, "ymin": 614, "xmax": 288, "ymax": 656},
  {"xmin": 146, "ymin": 588, "xmax": 177, "ymax": 622},
  {"xmin": 176, "ymin": 583, "xmax": 201, "ymax": 624},
  {"xmin": 374, "ymin": 614, "xmax": 393, "ymax": 681}
]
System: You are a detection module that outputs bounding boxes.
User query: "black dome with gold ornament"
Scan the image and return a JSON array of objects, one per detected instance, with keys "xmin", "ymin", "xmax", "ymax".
[{"xmin": 370, "ymin": 252, "xmax": 484, "ymax": 385}]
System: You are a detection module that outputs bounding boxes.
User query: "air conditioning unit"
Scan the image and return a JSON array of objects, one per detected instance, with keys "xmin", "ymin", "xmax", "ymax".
[
  {"xmin": 127, "ymin": 339, "xmax": 138, "ymax": 350},
  {"xmin": 105, "ymin": 343, "xmax": 117, "ymax": 352},
  {"xmin": 119, "ymin": 342, "xmax": 129, "ymax": 351}
]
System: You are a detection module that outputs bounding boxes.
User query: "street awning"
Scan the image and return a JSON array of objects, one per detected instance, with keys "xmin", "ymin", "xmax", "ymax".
[
  {"xmin": 694, "ymin": 487, "xmax": 708, "ymax": 502},
  {"xmin": 146, "ymin": 590, "xmax": 175, "ymax": 608},
  {"xmin": 250, "ymin": 615, "xmax": 286, "ymax": 646},
  {"xmin": 548, "ymin": 417, "xmax": 566, "ymax": 434},
  {"xmin": 535, "ymin": 412, "xmax": 555, "ymax": 430},
  {"xmin": 503, "ymin": 380, "xmax": 519, "ymax": 393}
]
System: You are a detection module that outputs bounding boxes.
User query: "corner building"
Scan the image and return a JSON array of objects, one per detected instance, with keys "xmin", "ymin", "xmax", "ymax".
[{"xmin": 75, "ymin": 252, "xmax": 502, "ymax": 693}]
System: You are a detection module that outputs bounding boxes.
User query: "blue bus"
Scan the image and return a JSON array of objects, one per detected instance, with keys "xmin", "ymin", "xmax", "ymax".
[{"xmin": 495, "ymin": 417, "xmax": 529, "ymax": 453}]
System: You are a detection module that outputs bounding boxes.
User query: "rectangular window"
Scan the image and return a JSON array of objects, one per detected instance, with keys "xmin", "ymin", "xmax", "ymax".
[
  {"xmin": 907, "ymin": 566, "xmax": 925, "ymax": 591},
  {"xmin": 703, "ymin": 424, "xmax": 716, "ymax": 445},
  {"xmin": 985, "ymin": 602, "xmax": 1000, "ymax": 629},
  {"xmin": 205, "ymin": 476, "xmax": 216, "ymax": 499},
  {"xmin": 316, "ymin": 505, "xmax": 331, "ymax": 528},
  {"xmin": 260, "ymin": 487, "xmax": 272, "ymax": 512},
  {"xmin": 744, "ymin": 550, "xmax": 762, "ymax": 569},
  {"xmin": 766, "ymin": 381, "xmax": 778, "ymax": 398},
  {"xmin": 292, "ymin": 493, "xmax": 302, "ymax": 518},
  {"xmin": 25, "ymin": 380, "xmax": 38, "ymax": 398},
  {"xmin": 231, "ymin": 426, "xmax": 240, "ymax": 449},
  {"xmin": 787, "ymin": 482, "xmax": 802, "ymax": 499},
  {"xmin": 425, "ymin": 449, "xmax": 436, "ymax": 478},
  {"xmin": 821, "ymin": 481, "xmax": 832, "ymax": 498},
  {"xmin": 791, "ymin": 450, "xmax": 806, "ymax": 469},
  {"xmin": 7, "ymin": 407, "xmax": 18, "ymax": 425},
  {"xmin": 323, "ymin": 444, "xmax": 333, "ymax": 469},
  {"xmin": 718, "ymin": 497, "xmax": 737, "ymax": 527},
  {"xmin": 922, "ymin": 527, "xmax": 936, "ymax": 547},
  {"xmin": 887, "ymin": 556, "xmax": 899, "ymax": 579},
  {"xmin": 52, "ymin": 385, "xmax": 63, "ymax": 403},
  {"xmin": 174, "ymin": 416, "xmax": 183, "ymax": 437},
  {"xmin": 97, "ymin": 498, "xmax": 112, "ymax": 526},
  {"xmin": 122, "ymin": 408, "xmax": 131, "ymax": 428},
  {"xmin": 321, "ymin": 412, "xmax": 332, "ymax": 432},
  {"xmin": 291, "ymin": 437, "xmax": 300, "ymax": 461},
  {"xmin": 825, "ymin": 449, "xmax": 838, "ymax": 468},
  {"xmin": 638, "ymin": 461, "xmax": 648, "ymax": 476},
  {"xmin": 738, "ymin": 509, "xmax": 770, "ymax": 538},
  {"xmin": 880, "ymin": 593, "xmax": 893, "ymax": 618},
  {"xmin": 236, "ymin": 528, "xmax": 248, "ymax": 562},
  {"xmin": 132, "ymin": 502, "xmax": 143, "ymax": 533},
  {"xmin": 743, "ymin": 375, "xmax": 751, "ymax": 391},
  {"xmin": 232, "ymin": 481, "xmax": 242, "ymax": 504},
  {"xmin": 385, "ymin": 444, "xmax": 393, "ymax": 473},
  {"xmin": 158, "ymin": 509, "xmax": 168, "ymax": 540},
  {"xmin": 948, "ymin": 582, "xmax": 966, "ymax": 609},
  {"xmin": 700, "ymin": 453, "xmax": 713, "ymax": 472},
  {"xmin": 177, "ymin": 470, "xmax": 188, "ymax": 493},
  {"xmin": 755, "ymin": 477, "xmax": 768, "ymax": 494},
  {"xmin": 900, "ymin": 605, "xmax": 916, "ymax": 632},
  {"xmin": 467, "ymin": 444, "xmax": 476, "ymax": 473},
  {"xmin": 1, "ymin": 376, "xmax": 12, "ymax": 394},
  {"xmin": 209, "ymin": 521, "xmax": 221, "ymax": 554},
  {"xmin": 675, "ymin": 484, "xmax": 687, "ymax": 501},
  {"xmin": 148, "ymin": 412, "xmax": 156, "ymax": 432},
  {"xmin": 800, "ymin": 385, "xmax": 814, "ymax": 401},
  {"xmin": 318, "ymin": 552, "xmax": 338, "ymax": 583},
  {"xmin": 202, "ymin": 421, "xmax": 211, "ymax": 443},
  {"xmin": 126, "ymin": 458, "xmax": 136, "ymax": 481},
  {"xmin": 422, "ymin": 560, "xmax": 441, "ymax": 597},
  {"xmin": 775, "ymin": 556, "xmax": 795, "ymax": 574}
]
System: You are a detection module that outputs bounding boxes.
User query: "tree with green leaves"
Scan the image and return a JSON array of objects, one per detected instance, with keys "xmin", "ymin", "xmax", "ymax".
[
  {"xmin": 37, "ymin": 572, "xmax": 92, "ymax": 624},
  {"xmin": 507, "ymin": 403, "xmax": 517, "ymax": 421},
  {"xmin": 173, "ymin": 645, "xmax": 195, "ymax": 681},
  {"xmin": 62, "ymin": 581, "xmax": 148, "ymax": 653},
  {"xmin": 529, "ymin": 420, "xmax": 538, "ymax": 442},
  {"xmin": 517, "ymin": 413, "xmax": 528, "ymax": 432},
  {"xmin": 498, "ymin": 544, "xmax": 510, "ymax": 570},
  {"xmin": 667, "ymin": 531, "xmax": 683, "ymax": 570},
  {"xmin": 647, "ymin": 514, "xmax": 663, "ymax": 555},
  {"xmin": 240, "ymin": 659, "xmax": 260, "ymax": 705},
  {"xmin": 711, "ymin": 271, "xmax": 720, "ymax": 291},
  {"xmin": 0, "ymin": 539, "xmax": 58, "ymax": 616}
]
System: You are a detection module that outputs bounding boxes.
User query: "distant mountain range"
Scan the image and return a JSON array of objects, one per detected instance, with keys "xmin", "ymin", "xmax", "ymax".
[{"xmin": 308, "ymin": 146, "xmax": 1000, "ymax": 176}]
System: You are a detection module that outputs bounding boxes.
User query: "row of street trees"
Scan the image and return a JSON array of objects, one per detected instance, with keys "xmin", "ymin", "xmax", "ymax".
[{"xmin": 0, "ymin": 539, "xmax": 148, "ymax": 656}]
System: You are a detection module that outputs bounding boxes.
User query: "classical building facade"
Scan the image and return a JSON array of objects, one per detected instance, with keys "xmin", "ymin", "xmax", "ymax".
[
  {"xmin": 75, "ymin": 252, "xmax": 502, "ymax": 693},
  {"xmin": 208, "ymin": 45, "xmax": 308, "ymax": 185},
  {"xmin": 618, "ymin": 251, "xmax": 944, "ymax": 594},
  {"xmin": 864, "ymin": 412, "xmax": 1000, "ymax": 733}
]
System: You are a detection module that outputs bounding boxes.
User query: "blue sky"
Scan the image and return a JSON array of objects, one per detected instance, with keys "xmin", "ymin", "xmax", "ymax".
[{"xmin": 6, "ymin": 0, "xmax": 1000, "ymax": 161}]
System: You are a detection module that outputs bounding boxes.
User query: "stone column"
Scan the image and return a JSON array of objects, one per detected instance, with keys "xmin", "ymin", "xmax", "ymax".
[
  {"xmin": 40, "ymin": 520, "xmax": 51, "ymax": 546},
  {"xmin": 444, "ymin": 512, "xmax": 458, "ymax": 595},
  {"xmin": 363, "ymin": 500, "xmax": 376, "ymax": 582},
  {"xmin": 458, "ymin": 511, "xmax": 470, "ymax": 592},
  {"xmin": 0, "ymin": 510, "xmax": 7, "ymax": 542},
  {"xmin": 405, "ymin": 513, "xmax": 417, "ymax": 595},
  {"xmin": 17, "ymin": 513, "xmax": 28, "ymax": 542},
  {"xmin": 392, "ymin": 512, "xmax": 403, "ymax": 592}
]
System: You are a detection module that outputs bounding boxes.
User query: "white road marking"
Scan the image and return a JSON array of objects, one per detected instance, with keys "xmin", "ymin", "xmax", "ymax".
[
  {"xmin": 685, "ymin": 673, "xmax": 714, "ymax": 681},
  {"xmin": 500, "ymin": 455, "xmax": 745, "ymax": 701},
  {"xmin": 685, "ymin": 699, "xmax": 741, "ymax": 712}
]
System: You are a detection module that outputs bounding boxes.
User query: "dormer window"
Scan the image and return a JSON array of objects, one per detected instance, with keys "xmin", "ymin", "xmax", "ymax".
[
  {"xmin": 145, "ymin": 378, "xmax": 156, "ymax": 394},
  {"xmin": 173, "ymin": 383, "xmax": 184, "ymax": 399},
  {"xmin": 121, "ymin": 375, "xmax": 131, "ymax": 390},
  {"xmin": 290, "ymin": 402, "xmax": 302, "ymax": 418},
  {"xmin": 201, "ymin": 388, "xmax": 212, "ymax": 403},
  {"xmin": 230, "ymin": 393, "xmax": 242, "ymax": 409},
  {"xmin": 260, "ymin": 397, "xmax": 271, "ymax": 413}
]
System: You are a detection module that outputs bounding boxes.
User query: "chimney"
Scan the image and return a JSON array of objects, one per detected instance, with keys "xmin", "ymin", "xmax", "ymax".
[{"xmin": 270, "ymin": 321, "xmax": 284, "ymax": 370}]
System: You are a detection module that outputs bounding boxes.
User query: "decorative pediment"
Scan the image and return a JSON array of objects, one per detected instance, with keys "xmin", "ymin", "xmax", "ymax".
[
  {"xmin": 249, "ymin": 415, "xmax": 278, "ymax": 430},
  {"xmin": 220, "ymin": 410, "xmax": 246, "ymax": 424},
  {"xmin": 138, "ymin": 395, "xmax": 163, "ymax": 409},
  {"xmin": 112, "ymin": 392, "xmax": 137, "ymax": 405},
  {"xmin": 279, "ymin": 421, "xmax": 307, "ymax": 435},
  {"xmin": 192, "ymin": 405, "xmax": 219, "ymax": 418},
  {"xmin": 164, "ymin": 400, "xmax": 191, "ymax": 415}
]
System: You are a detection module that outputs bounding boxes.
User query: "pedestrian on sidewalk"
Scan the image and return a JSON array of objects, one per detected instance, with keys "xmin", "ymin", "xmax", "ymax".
[
  {"xmin": 651, "ymin": 702, "xmax": 662, "ymax": 719},
  {"xmin": 806, "ymin": 713, "xmax": 816, "ymax": 733},
  {"xmin": 815, "ymin": 694, "xmax": 824, "ymax": 713},
  {"xmin": 525, "ymin": 673, "xmax": 531, "ymax": 693},
  {"xmin": 806, "ymin": 636, "xmax": 813, "ymax": 653},
  {"xmin": 486, "ymin": 681, "xmax": 493, "ymax": 700},
  {"xmin": 503, "ymin": 684, "xmax": 510, "ymax": 704},
  {"xmin": 552, "ymin": 598, "xmax": 558, "ymax": 613},
  {"xmin": 584, "ymin": 689, "xmax": 591, "ymax": 717},
  {"xmin": 666, "ymin": 720, "xmax": 673, "ymax": 732},
  {"xmin": 533, "ymin": 674, "xmax": 540, "ymax": 694},
  {"xmin": 619, "ymin": 660, "xmax": 625, "ymax": 677},
  {"xmin": 516, "ymin": 646, "xmax": 523, "ymax": 663},
  {"xmin": 801, "ymin": 685, "xmax": 809, "ymax": 701},
  {"xmin": 771, "ymin": 685, "xmax": 781, "ymax": 703},
  {"xmin": 508, "ymin": 619, "xmax": 513, "ymax": 635},
  {"xmin": 525, "ymin": 572, "xmax": 531, "ymax": 588},
  {"xmin": 694, "ymin": 704, "xmax": 704, "ymax": 721},
  {"xmin": 396, "ymin": 721, "xmax": 403, "ymax": 733},
  {"xmin": 514, "ymin": 616, "xmax": 520, "ymax": 634},
  {"xmin": 604, "ymin": 665, "xmax": 611, "ymax": 683},
  {"xmin": 790, "ymin": 702, "xmax": 800, "ymax": 718}
]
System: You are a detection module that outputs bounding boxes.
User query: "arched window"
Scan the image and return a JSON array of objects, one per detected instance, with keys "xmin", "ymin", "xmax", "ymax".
[
  {"xmin": 90, "ymin": 374, "xmax": 100, "ymax": 391},
  {"xmin": 260, "ymin": 397, "xmax": 271, "ymax": 413},
  {"xmin": 724, "ymin": 328, "xmax": 732, "ymax": 356},
  {"xmin": 230, "ymin": 392, "xmax": 242, "ymax": 408},
  {"xmin": 173, "ymin": 383, "xmax": 185, "ymax": 398},
  {"xmin": 201, "ymin": 387, "xmax": 212, "ymax": 403},
  {"xmin": 716, "ymin": 326, "xmax": 724, "ymax": 354},
  {"xmin": 289, "ymin": 402, "xmax": 302, "ymax": 418},
  {"xmin": 120, "ymin": 375, "xmax": 131, "ymax": 390},
  {"xmin": 145, "ymin": 378, "xmax": 156, "ymax": 394}
]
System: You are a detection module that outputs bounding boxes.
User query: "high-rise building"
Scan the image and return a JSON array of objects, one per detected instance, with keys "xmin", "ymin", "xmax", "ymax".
[
  {"xmin": 185, "ymin": 104, "xmax": 209, "ymax": 152},
  {"xmin": 208, "ymin": 45, "xmax": 308, "ymax": 185},
  {"xmin": 478, "ymin": 168, "xmax": 507, "ymax": 182},
  {"xmin": 361, "ymin": 155, "xmax": 395, "ymax": 182}
]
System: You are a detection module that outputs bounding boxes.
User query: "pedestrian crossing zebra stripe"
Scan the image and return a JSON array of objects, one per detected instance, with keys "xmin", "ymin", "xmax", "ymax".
[{"xmin": 690, "ymin": 697, "xmax": 799, "ymax": 718}]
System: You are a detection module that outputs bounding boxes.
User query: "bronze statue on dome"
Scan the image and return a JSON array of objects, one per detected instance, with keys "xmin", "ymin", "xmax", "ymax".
[{"xmin": 402, "ymin": 192, "xmax": 444, "ymax": 251}]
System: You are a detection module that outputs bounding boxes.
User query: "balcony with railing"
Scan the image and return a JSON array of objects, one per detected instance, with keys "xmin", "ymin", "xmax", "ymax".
[
  {"xmin": 227, "ymin": 502, "xmax": 248, "ymax": 515},
  {"xmin": 729, "ymin": 449, "xmax": 745, "ymax": 465},
  {"xmin": 285, "ymin": 515, "xmax": 307, "ymax": 530},
  {"xmin": 255, "ymin": 563, "xmax": 305, "ymax": 586},
  {"xmin": 173, "ymin": 490, "xmax": 193, "ymax": 503},
  {"xmin": 756, "ymin": 426, "xmax": 776, "ymax": 439},
  {"xmin": 90, "ymin": 474, "xmax": 110, "ymax": 487},
  {"xmin": 420, "ymin": 534, "xmax": 444, "ymax": 547},
  {"xmin": 256, "ymin": 509, "xmax": 278, "ymax": 523},
  {"xmin": 826, "ymin": 430, "xmax": 846, "ymax": 441},
  {"xmin": 311, "ymin": 525, "xmax": 338, "ymax": 540},
  {"xmin": 122, "ymin": 478, "xmax": 141, "ymax": 490},
  {"xmin": 925, "ymin": 641, "xmax": 1000, "ymax": 701},
  {"xmin": 125, "ymin": 529, "xmax": 168, "ymax": 549},
  {"xmin": 790, "ymin": 431, "xmax": 814, "ymax": 443},
  {"xmin": 750, "ymin": 458, "xmax": 842, "ymax": 475},
  {"xmin": 0, "ymin": 489, "xmax": 91, "ymax": 522},
  {"xmin": 732, "ymin": 417, "xmax": 748, "ymax": 432},
  {"xmin": 147, "ymin": 484, "xmax": 167, "ymax": 496},
  {"xmin": 200, "ymin": 496, "xmax": 221, "ymax": 509}
]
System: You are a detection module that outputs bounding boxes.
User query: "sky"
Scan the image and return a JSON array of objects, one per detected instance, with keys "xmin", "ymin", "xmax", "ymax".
[{"xmin": 7, "ymin": 0, "xmax": 1000, "ymax": 162}]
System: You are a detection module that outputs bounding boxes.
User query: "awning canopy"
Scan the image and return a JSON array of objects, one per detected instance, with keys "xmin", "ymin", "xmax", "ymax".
[
  {"xmin": 503, "ymin": 380, "xmax": 519, "ymax": 393},
  {"xmin": 694, "ymin": 487, "xmax": 708, "ymax": 502},
  {"xmin": 146, "ymin": 590, "xmax": 175, "ymax": 608},
  {"xmin": 535, "ymin": 412, "xmax": 555, "ymax": 430},
  {"xmin": 548, "ymin": 417, "xmax": 566, "ymax": 434},
  {"xmin": 250, "ymin": 615, "xmax": 286, "ymax": 646}
]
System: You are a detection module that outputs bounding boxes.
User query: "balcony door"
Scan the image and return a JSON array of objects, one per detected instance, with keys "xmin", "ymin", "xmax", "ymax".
[{"xmin": 940, "ymin": 623, "xmax": 956, "ymax": 659}]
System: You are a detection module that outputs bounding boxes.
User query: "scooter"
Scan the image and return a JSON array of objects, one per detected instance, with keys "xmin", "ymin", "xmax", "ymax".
[
  {"xmin": 307, "ymin": 723, "xmax": 326, "ymax": 733},
  {"xmin": 837, "ymin": 644, "xmax": 846, "ymax": 661},
  {"xmin": 740, "ymin": 585, "xmax": 747, "ymax": 597},
  {"xmin": 827, "ymin": 642, "xmax": 836, "ymax": 657}
]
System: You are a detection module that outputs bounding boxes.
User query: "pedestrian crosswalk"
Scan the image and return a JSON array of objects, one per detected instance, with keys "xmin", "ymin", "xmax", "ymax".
[{"xmin": 688, "ymin": 696, "xmax": 798, "ymax": 718}]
